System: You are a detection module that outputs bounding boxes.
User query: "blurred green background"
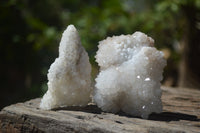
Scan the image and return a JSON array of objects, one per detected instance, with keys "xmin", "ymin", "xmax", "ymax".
[{"xmin": 0, "ymin": 0, "xmax": 200, "ymax": 109}]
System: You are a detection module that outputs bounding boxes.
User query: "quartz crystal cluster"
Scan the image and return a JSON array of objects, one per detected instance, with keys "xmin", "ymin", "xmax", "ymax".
[
  {"xmin": 40, "ymin": 25, "xmax": 166, "ymax": 119},
  {"xmin": 94, "ymin": 32, "xmax": 166, "ymax": 118},
  {"xmin": 40, "ymin": 25, "xmax": 91, "ymax": 110}
]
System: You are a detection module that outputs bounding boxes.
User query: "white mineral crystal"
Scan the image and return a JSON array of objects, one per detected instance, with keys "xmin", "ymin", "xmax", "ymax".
[
  {"xmin": 40, "ymin": 25, "xmax": 92, "ymax": 110},
  {"xmin": 94, "ymin": 32, "xmax": 166, "ymax": 119}
]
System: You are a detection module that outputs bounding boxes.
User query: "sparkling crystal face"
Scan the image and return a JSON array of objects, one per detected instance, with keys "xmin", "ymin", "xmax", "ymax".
[
  {"xmin": 94, "ymin": 32, "xmax": 166, "ymax": 119},
  {"xmin": 40, "ymin": 25, "xmax": 92, "ymax": 110}
]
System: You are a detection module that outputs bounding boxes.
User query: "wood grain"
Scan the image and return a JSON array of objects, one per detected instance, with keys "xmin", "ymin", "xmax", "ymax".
[{"xmin": 0, "ymin": 86, "xmax": 200, "ymax": 133}]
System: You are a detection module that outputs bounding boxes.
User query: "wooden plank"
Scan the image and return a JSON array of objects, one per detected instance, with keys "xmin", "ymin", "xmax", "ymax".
[{"xmin": 0, "ymin": 86, "xmax": 200, "ymax": 133}]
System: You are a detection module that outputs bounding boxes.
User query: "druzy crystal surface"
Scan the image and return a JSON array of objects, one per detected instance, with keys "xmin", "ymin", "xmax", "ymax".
[
  {"xmin": 40, "ymin": 25, "xmax": 91, "ymax": 110},
  {"xmin": 94, "ymin": 32, "xmax": 166, "ymax": 119}
]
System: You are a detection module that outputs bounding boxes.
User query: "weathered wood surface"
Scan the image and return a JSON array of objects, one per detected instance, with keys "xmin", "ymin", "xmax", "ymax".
[{"xmin": 0, "ymin": 86, "xmax": 200, "ymax": 133}]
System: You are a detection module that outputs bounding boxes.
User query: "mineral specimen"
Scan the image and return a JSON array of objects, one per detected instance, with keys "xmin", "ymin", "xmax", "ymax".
[
  {"xmin": 94, "ymin": 32, "xmax": 166, "ymax": 119},
  {"xmin": 40, "ymin": 25, "xmax": 92, "ymax": 110}
]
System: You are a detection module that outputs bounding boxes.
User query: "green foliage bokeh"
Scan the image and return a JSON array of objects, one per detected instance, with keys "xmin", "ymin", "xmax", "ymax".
[{"xmin": 0, "ymin": 0, "xmax": 199, "ymax": 108}]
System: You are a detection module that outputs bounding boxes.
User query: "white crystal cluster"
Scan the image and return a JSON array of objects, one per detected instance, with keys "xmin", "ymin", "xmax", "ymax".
[
  {"xmin": 40, "ymin": 25, "xmax": 91, "ymax": 110},
  {"xmin": 94, "ymin": 32, "xmax": 166, "ymax": 118},
  {"xmin": 40, "ymin": 25, "xmax": 166, "ymax": 119}
]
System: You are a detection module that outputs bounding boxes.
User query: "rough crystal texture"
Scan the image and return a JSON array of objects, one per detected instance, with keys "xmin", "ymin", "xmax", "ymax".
[
  {"xmin": 94, "ymin": 32, "xmax": 166, "ymax": 119},
  {"xmin": 40, "ymin": 25, "xmax": 91, "ymax": 110}
]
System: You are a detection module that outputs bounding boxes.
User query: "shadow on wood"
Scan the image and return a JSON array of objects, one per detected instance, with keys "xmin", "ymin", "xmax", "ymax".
[{"xmin": 0, "ymin": 86, "xmax": 200, "ymax": 133}]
